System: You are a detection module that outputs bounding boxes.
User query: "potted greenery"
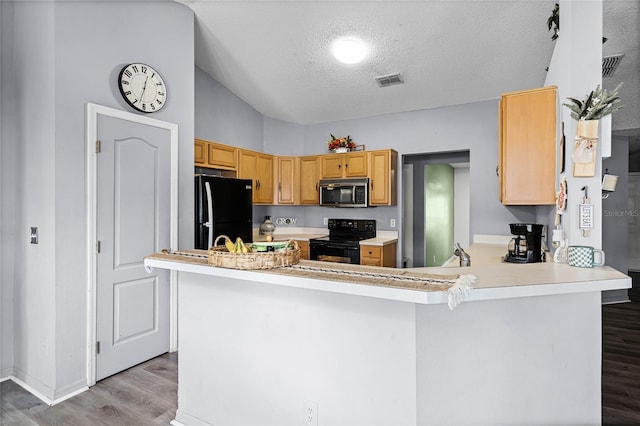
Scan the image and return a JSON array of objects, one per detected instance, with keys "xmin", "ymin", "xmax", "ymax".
[
  {"xmin": 564, "ymin": 82, "xmax": 623, "ymax": 121},
  {"xmin": 547, "ymin": 3, "xmax": 559, "ymax": 41},
  {"xmin": 564, "ymin": 82, "xmax": 623, "ymax": 137},
  {"xmin": 564, "ymin": 83, "xmax": 623, "ymax": 175}
]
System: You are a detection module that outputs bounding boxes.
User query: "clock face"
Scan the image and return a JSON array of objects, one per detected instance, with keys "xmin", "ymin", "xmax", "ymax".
[{"xmin": 118, "ymin": 63, "xmax": 167, "ymax": 113}]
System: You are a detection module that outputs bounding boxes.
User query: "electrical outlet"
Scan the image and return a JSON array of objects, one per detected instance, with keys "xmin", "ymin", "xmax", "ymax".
[
  {"xmin": 390, "ymin": 219, "xmax": 396, "ymax": 228},
  {"xmin": 303, "ymin": 400, "xmax": 318, "ymax": 426},
  {"xmin": 323, "ymin": 217, "xmax": 328, "ymax": 225},
  {"xmin": 30, "ymin": 227, "xmax": 38, "ymax": 244}
]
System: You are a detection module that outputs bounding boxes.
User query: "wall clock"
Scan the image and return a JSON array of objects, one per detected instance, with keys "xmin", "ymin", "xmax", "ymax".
[{"xmin": 118, "ymin": 63, "xmax": 167, "ymax": 113}]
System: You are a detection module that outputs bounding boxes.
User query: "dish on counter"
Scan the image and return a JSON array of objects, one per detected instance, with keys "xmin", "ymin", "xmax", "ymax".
[{"xmin": 251, "ymin": 241, "xmax": 289, "ymax": 252}]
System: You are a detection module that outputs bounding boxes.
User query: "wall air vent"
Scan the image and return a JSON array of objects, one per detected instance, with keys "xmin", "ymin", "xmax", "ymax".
[
  {"xmin": 602, "ymin": 54, "xmax": 624, "ymax": 78},
  {"xmin": 375, "ymin": 73, "xmax": 404, "ymax": 88}
]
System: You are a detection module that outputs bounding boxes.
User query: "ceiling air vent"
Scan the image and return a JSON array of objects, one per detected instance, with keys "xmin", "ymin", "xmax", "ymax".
[
  {"xmin": 375, "ymin": 73, "xmax": 404, "ymax": 88},
  {"xmin": 602, "ymin": 54, "xmax": 624, "ymax": 78}
]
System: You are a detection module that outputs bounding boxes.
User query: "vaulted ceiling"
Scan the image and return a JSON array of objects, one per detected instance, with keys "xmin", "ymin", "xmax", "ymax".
[{"xmin": 178, "ymin": 0, "xmax": 639, "ymax": 136}]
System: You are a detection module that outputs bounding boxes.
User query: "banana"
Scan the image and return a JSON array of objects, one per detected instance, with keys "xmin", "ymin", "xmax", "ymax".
[
  {"xmin": 225, "ymin": 239, "xmax": 236, "ymax": 253},
  {"xmin": 234, "ymin": 237, "xmax": 249, "ymax": 253}
]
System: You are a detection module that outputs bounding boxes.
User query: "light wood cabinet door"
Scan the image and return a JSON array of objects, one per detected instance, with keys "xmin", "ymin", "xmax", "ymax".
[
  {"xmin": 194, "ymin": 139, "xmax": 237, "ymax": 170},
  {"xmin": 321, "ymin": 155, "xmax": 344, "ymax": 178},
  {"xmin": 238, "ymin": 150, "xmax": 274, "ymax": 204},
  {"xmin": 321, "ymin": 152, "xmax": 368, "ymax": 179},
  {"xmin": 368, "ymin": 149, "xmax": 398, "ymax": 206},
  {"xmin": 360, "ymin": 243, "xmax": 397, "ymax": 267},
  {"xmin": 256, "ymin": 153, "xmax": 274, "ymax": 204},
  {"xmin": 276, "ymin": 156, "xmax": 296, "ymax": 205},
  {"xmin": 299, "ymin": 156, "xmax": 320, "ymax": 204},
  {"xmin": 238, "ymin": 149, "xmax": 259, "ymax": 201},
  {"xmin": 208, "ymin": 142, "xmax": 237, "ymax": 170},
  {"xmin": 296, "ymin": 240, "xmax": 310, "ymax": 260},
  {"xmin": 344, "ymin": 152, "xmax": 368, "ymax": 177},
  {"xmin": 499, "ymin": 86, "xmax": 556, "ymax": 205},
  {"xmin": 194, "ymin": 139, "xmax": 207, "ymax": 166}
]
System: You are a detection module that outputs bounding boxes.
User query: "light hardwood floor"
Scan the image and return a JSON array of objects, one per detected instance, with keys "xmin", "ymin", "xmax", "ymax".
[
  {"xmin": 602, "ymin": 301, "xmax": 640, "ymax": 425},
  {"xmin": 0, "ymin": 352, "xmax": 177, "ymax": 425},
  {"xmin": 3, "ymin": 302, "xmax": 640, "ymax": 425}
]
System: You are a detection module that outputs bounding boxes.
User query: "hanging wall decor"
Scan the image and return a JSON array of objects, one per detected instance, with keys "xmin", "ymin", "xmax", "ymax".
[{"xmin": 563, "ymin": 83, "xmax": 623, "ymax": 177}]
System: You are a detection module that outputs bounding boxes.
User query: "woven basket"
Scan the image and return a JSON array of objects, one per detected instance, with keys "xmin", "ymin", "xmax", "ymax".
[{"xmin": 208, "ymin": 235, "xmax": 300, "ymax": 270}]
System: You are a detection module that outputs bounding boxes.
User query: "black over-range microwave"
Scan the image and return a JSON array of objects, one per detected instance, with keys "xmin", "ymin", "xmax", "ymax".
[{"xmin": 319, "ymin": 178, "xmax": 369, "ymax": 207}]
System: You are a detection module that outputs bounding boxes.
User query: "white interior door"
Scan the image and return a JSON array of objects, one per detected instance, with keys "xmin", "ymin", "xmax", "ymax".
[{"xmin": 95, "ymin": 114, "xmax": 171, "ymax": 380}]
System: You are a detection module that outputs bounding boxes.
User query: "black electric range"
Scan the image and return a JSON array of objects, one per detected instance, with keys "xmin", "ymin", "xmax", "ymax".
[{"xmin": 309, "ymin": 219, "xmax": 376, "ymax": 264}]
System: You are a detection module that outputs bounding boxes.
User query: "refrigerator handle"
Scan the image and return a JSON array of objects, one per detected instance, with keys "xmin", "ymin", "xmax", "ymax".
[{"xmin": 205, "ymin": 181, "xmax": 214, "ymax": 248}]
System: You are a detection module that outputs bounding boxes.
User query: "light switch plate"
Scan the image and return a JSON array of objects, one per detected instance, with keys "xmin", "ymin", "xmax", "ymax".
[{"xmin": 30, "ymin": 227, "xmax": 38, "ymax": 244}]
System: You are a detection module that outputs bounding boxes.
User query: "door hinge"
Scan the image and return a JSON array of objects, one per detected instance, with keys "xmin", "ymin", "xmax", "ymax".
[
  {"xmin": 96, "ymin": 241, "xmax": 101, "ymax": 254},
  {"xmin": 96, "ymin": 341, "xmax": 100, "ymax": 354},
  {"xmin": 96, "ymin": 140, "xmax": 101, "ymax": 153}
]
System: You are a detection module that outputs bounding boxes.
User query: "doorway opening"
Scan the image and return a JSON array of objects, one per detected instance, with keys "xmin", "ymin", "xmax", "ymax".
[{"xmin": 402, "ymin": 151, "xmax": 470, "ymax": 268}]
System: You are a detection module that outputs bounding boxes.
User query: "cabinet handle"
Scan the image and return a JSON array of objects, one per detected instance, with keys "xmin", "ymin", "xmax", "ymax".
[
  {"xmin": 256, "ymin": 180, "xmax": 260, "ymax": 190},
  {"xmin": 315, "ymin": 183, "xmax": 319, "ymax": 192},
  {"xmin": 345, "ymin": 163, "xmax": 348, "ymax": 168},
  {"xmin": 371, "ymin": 179, "xmax": 374, "ymax": 190},
  {"xmin": 495, "ymin": 165, "xmax": 499, "ymax": 176},
  {"xmin": 338, "ymin": 164, "xmax": 341, "ymax": 169}
]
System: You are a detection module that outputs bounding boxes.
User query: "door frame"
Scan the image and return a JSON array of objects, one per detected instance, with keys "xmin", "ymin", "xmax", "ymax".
[{"xmin": 86, "ymin": 103, "xmax": 179, "ymax": 386}]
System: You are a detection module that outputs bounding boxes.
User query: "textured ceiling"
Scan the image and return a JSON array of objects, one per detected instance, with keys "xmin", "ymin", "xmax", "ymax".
[
  {"xmin": 603, "ymin": 0, "xmax": 640, "ymax": 138},
  {"xmin": 179, "ymin": 0, "xmax": 638, "ymax": 132}
]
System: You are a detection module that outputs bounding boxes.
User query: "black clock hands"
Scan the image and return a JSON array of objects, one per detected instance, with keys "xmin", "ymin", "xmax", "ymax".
[{"xmin": 139, "ymin": 76, "xmax": 149, "ymax": 102}]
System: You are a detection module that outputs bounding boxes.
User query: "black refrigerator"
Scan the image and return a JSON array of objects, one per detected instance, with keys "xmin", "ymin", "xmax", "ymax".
[{"xmin": 195, "ymin": 175, "xmax": 253, "ymax": 249}]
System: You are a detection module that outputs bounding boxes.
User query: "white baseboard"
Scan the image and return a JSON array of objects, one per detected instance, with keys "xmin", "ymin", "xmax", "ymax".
[{"xmin": 8, "ymin": 376, "xmax": 88, "ymax": 406}]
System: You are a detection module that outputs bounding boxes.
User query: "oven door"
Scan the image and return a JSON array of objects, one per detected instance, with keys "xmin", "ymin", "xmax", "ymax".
[{"xmin": 309, "ymin": 241, "xmax": 360, "ymax": 264}]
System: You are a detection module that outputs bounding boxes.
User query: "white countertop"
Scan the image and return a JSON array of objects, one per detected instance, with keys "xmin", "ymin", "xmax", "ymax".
[{"xmin": 145, "ymin": 241, "xmax": 630, "ymax": 307}]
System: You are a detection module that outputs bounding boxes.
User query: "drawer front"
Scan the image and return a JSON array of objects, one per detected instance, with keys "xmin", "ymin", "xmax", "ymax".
[{"xmin": 361, "ymin": 246, "xmax": 381, "ymax": 259}]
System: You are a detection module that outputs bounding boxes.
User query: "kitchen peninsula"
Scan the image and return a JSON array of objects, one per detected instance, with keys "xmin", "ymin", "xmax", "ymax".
[{"xmin": 144, "ymin": 246, "xmax": 630, "ymax": 426}]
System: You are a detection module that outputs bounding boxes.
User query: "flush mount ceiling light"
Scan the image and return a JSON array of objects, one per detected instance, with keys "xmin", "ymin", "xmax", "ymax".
[{"xmin": 332, "ymin": 38, "xmax": 367, "ymax": 64}]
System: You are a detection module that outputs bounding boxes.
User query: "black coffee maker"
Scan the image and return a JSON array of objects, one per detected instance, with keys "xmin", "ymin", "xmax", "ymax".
[{"xmin": 504, "ymin": 223, "xmax": 544, "ymax": 263}]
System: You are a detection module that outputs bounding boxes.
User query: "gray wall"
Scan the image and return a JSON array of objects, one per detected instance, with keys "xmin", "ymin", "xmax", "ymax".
[
  {"xmin": 602, "ymin": 136, "xmax": 630, "ymax": 303},
  {"xmin": 0, "ymin": 0, "xmax": 14, "ymax": 379},
  {"xmin": 0, "ymin": 0, "xmax": 194, "ymax": 400},
  {"xmin": 195, "ymin": 66, "xmax": 263, "ymax": 152},
  {"xmin": 194, "ymin": 70, "xmax": 538, "ymax": 237}
]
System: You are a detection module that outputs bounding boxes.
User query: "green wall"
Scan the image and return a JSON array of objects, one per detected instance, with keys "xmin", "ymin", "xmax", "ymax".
[{"xmin": 425, "ymin": 164, "xmax": 454, "ymax": 267}]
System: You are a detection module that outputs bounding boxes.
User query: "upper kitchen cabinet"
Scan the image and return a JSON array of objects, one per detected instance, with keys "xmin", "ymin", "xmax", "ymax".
[
  {"xmin": 368, "ymin": 149, "xmax": 398, "ymax": 206},
  {"xmin": 299, "ymin": 156, "xmax": 321, "ymax": 205},
  {"xmin": 321, "ymin": 151, "xmax": 368, "ymax": 179},
  {"xmin": 275, "ymin": 156, "xmax": 296, "ymax": 205},
  {"xmin": 238, "ymin": 149, "xmax": 274, "ymax": 204},
  {"xmin": 498, "ymin": 86, "xmax": 557, "ymax": 205},
  {"xmin": 194, "ymin": 139, "xmax": 237, "ymax": 171}
]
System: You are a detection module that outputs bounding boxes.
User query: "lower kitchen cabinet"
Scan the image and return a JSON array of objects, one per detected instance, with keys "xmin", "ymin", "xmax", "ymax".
[
  {"xmin": 360, "ymin": 242, "xmax": 397, "ymax": 267},
  {"xmin": 296, "ymin": 240, "xmax": 309, "ymax": 260}
]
